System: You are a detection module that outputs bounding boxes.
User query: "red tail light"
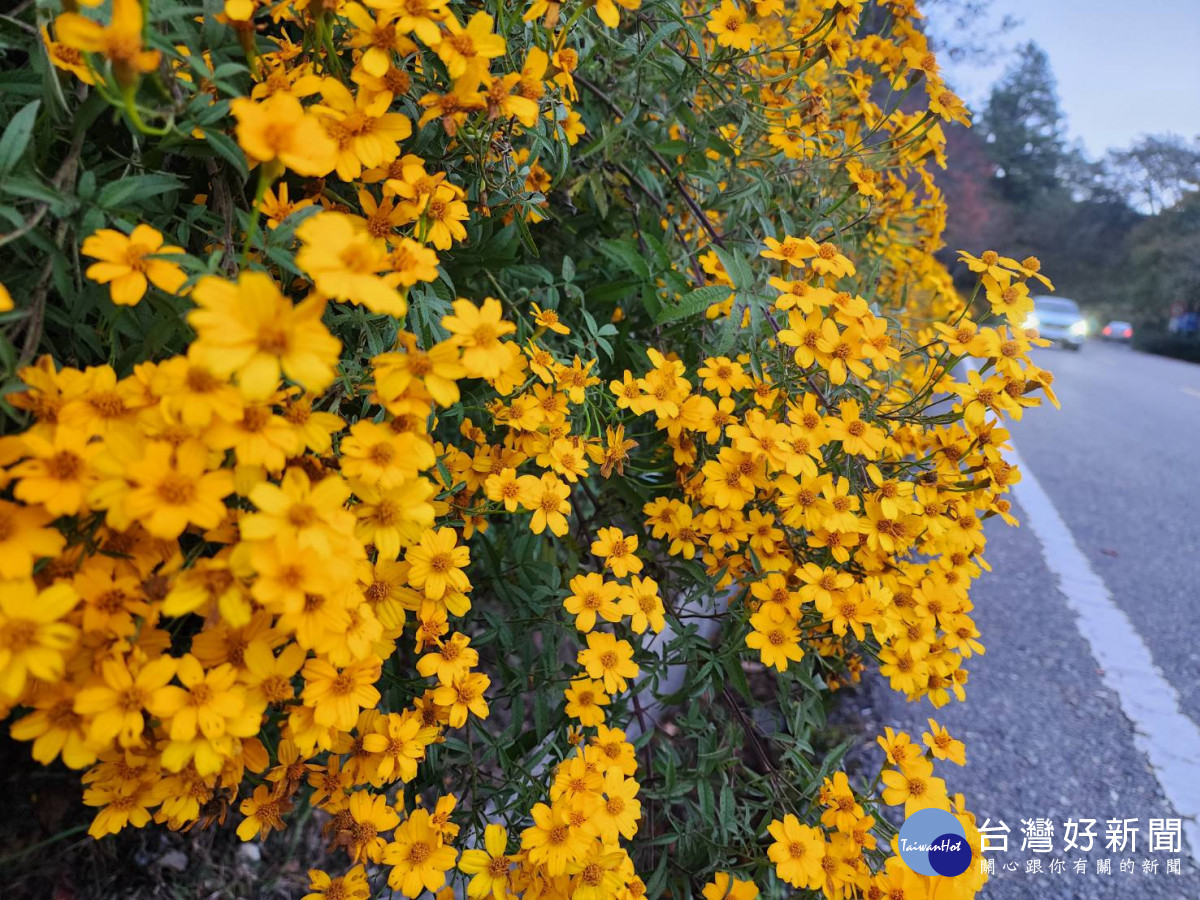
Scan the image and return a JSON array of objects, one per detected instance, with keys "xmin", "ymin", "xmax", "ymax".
[
  {"xmin": 1103, "ymin": 326, "xmax": 1111, "ymax": 335},
  {"xmin": 1124, "ymin": 328, "xmax": 1132, "ymax": 338}
]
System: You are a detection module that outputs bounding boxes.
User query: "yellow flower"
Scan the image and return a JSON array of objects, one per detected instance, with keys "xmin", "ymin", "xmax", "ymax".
[
  {"xmin": 435, "ymin": 12, "xmax": 506, "ymax": 80},
  {"xmin": 383, "ymin": 808, "xmax": 459, "ymax": 897},
  {"xmin": 405, "ymin": 527, "xmax": 470, "ymax": 601},
  {"xmin": 82, "ymin": 225, "xmax": 186, "ymax": 307},
  {"xmin": 0, "ymin": 499, "xmax": 66, "ymax": 579},
  {"xmin": 315, "ymin": 81, "xmax": 412, "ymax": 181},
  {"xmin": 301, "ymin": 656, "xmax": 383, "ymax": 730},
  {"xmin": 74, "ymin": 653, "xmax": 177, "ymax": 746},
  {"xmin": 0, "ymin": 580, "xmax": 78, "ymax": 701},
  {"xmin": 296, "ymin": 212, "xmax": 407, "ymax": 316},
  {"xmin": 431, "ymin": 670, "xmax": 490, "ymax": 727},
  {"xmin": 517, "ymin": 471, "xmax": 571, "ymax": 536},
  {"xmin": 577, "ymin": 632, "xmax": 638, "ymax": 693},
  {"xmin": 593, "ymin": 0, "xmax": 639, "ymax": 28},
  {"xmin": 303, "ymin": 866, "xmax": 371, "ymax": 900},
  {"xmin": 231, "ymin": 92, "xmax": 337, "ymax": 178},
  {"xmin": 236, "ymin": 783, "xmax": 293, "ymax": 841},
  {"xmin": 766, "ymin": 815, "xmax": 823, "ymax": 889},
  {"xmin": 703, "ymin": 873, "xmax": 759, "ymax": 900},
  {"xmin": 922, "ymin": 718, "xmax": 967, "ymax": 766},
  {"xmin": 242, "ymin": 466, "xmax": 356, "ymax": 557},
  {"xmin": 54, "ymin": 0, "xmax": 159, "ymax": 87},
  {"xmin": 590, "ymin": 526, "xmax": 643, "ymax": 578},
  {"xmin": 706, "ymin": 0, "xmax": 760, "ymax": 51},
  {"xmin": 458, "ymin": 823, "xmax": 512, "ymax": 900},
  {"xmin": 520, "ymin": 802, "xmax": 588, "ymax": 876},
  {"xmin": 442, "ymin": 297, "xmax": 516, "ymax": 379},
  {"xmin": 563, "ymin": 677, "xmax": 610, "ymax": 726},
  {"xmin": 120, "ymin": 441, "xmax": 235, "ymax": 539},
  {"xmin": 563, "ymin": 572, "xmax": 623, "ymax": 633},
  {"xmin": 10, "ymin": 426, "xmax": 100, "ymax": 516},
  {"xmin": 188, "ymin": 271, "xmax": 341, "ymax": 399},
  {"xmin": 41, "ymin": 27, "xmax": 96, "ymax": 84},
  {"xmin": 745, "ymin": 610, "xmax": 804, "ymax": 672}
]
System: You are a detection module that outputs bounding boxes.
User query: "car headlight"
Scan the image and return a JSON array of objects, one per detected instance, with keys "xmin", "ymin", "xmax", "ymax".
[
  {"xmin": 1069, "ymin": 320, "xmax": 1087, "ymax": 336},
  {"xmin": 1023, "ymin": 313, "xmax": 1040, "ymax": 329}
]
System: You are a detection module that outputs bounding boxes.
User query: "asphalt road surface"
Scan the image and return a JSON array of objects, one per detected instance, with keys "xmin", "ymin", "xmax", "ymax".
[{"xmin": 850, "ymin": 341, "xmax": 1200, "ymax": 899}]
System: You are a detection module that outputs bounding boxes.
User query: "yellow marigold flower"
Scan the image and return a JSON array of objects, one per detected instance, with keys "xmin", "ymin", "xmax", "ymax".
[
  {"xmin": 80, "ymin": 225, "xmax": 186, "ymax": 307},
  {"xmin": 361, "ymin": 710, "xmax": 439, "ymax": 784},
  {"xmin": 242, "ymin": 466, "xmax": 356, "ymax": 557},
  {"xmin": 0, "ymin": 580, "xmax": 78, "ymax": 701},
  {"xmin": 341, "ymin": 420, "xmax": 434, "ymax": 488},
  {"xmin": 303, "ymin": 866, "xmax": 371, "ymax": 900},
  {"xmin": 521, "ymin": 802, "xmax": 588, "ymax": 877},
  {"xmin": 389, "ymin": 238, "xmax": 442, "ymax": 287},
  {"xmin": 405, "ymin": 527, "xmax": 470, "ymax": 601},
  {"xmin": 592, "ymin": 768, "xmax": 641, "ymax": 842},
  {"xmin": 236, "ymin": 783, "xmax": 293, "ymax": 841},
  {"xmin": 435, "ymin": 12, "xmax": 506, "ymax": 80},
  {"xmin": 372, "ymin": 333, "xmax": 466, "ymax": 408},
  {"xmin": 9, "ymin": 681, "xmax": 97, "ymax": 769},
  {"xmin": 364, "ymin": 0, "xmax": 449, "ymax": 46},
  {"xmin": 341, "ymin": 789, "xmax": 401, "ymax": 862},
  {"xmin": 577, "ymin": 632, "xmax": 638, "ymax": 693},
  {"xmin": 120, "ymin": 441, "xmax": 235, "ymax": 539},
  {"xmin": 431, "ymin": 670, "xmax": 490, "ymax": 727},
  {"xmin": 442, "ymin": 297, "xmax": 516, "ymax": 379},
  {"xmin": 483, "ymin": 466, "xmax": 523, "ymax": 512},
  {"xmin": 703, "ymin": 873, "xmax": 759, "ymax": 900},
  {"xmin": 41, "ymin": 27, "xmax": 96, "ymax": 84},
  {"xmin": 261, "ymin": 181, "xmax": 315, "ymax": 228},
  {"xmin": 53, "ymin": 0, "xmax": 159, "ymax": 87},
  {"xmin": 766, "ymin": 814, "xmax": 823, "ymax": 890},
  {"xmin": 707, "ymin": 0, "xmax": 760, "ymax": 50},
  {"xmin": 458, "ymin": 823, "xmax": 513, "ymax": 900},
  {"xmin": 416, "ymin": 632, "xmax": 478, "ymax": 684},
  {"xmin": 383, "ymin": 808, "xmax": 459, "ymax": 897},
  {"xmin": 563, "ymin": 572, "xmax": 623, "ymax": 633},
  {"xmin": 74, "ymin": 653, "xmax": 176, "ymax": 746},
  {"xmin": 0, "ymin": 499, "xmax": 65, "ymax": 579},
  {"xmin": 188, "ymin": 271, "xmax": 341, "ymax": 399},
  {"xmin": 517, "ymin": 471, "xmax": 571, "ymax": 536},
  {"xmin": 879, "ymin": 756, "xmax": 949, "ymax": 817},
  {"xmin": 531, "ymin": 302, "xmax": 569, "ymax": 334},
  {"xmin": 594, "ymin": 0, "xmax": 639, "ymax": 28},
  {"xmin": 565, "ymin": 848, "xmax": 627, "ymax": 899},
  {"xmin": 590, "ymin": 527, "xmax": 643, "ymax": 578},
  {"xmin": 10, "ymin": 426, "xmax": 99, "ymax": 516},
  {"xmin": 922, "ymin": 718, "xmax": 967, "ymax": 766},
  {"xmin": 621, "ymin": 575, "xmax": 664, "ymax": 634},
  {"xmin": 84, "ymin": 779, "xmax": 158, "ymax": 838},
  {"xmin": 231, "ymin": 93, "xmax": 337, "ymax": 178},
  {"xmin": 563, "ymin": 677, "xmax": 609, "ymax": 726},
  {"xmin": 301, "ymin": 656, "xmax": 383, "ymax": 730},
  {"xmin": 745, "ymin": 610, "xmax": 804, "ymax": 672},
  {"xmin": 354, "ymin": 479, "xmax": 437, "ymax": 559},
  {"xmin": 296, "ymin": 212, "xmax": 407, "ymax": 316},
  {"xmin": 315, "ymin": 81, "xmax": 412, "ymax": 181}
]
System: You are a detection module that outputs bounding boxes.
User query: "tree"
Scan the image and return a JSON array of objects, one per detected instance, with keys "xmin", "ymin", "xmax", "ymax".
[
  {"xmin": 1105, "ymin": 134, "xmax": 1200, "ymax": 214},
  {"xmin": 980, "ymin": 41, "xmax": 1066, "ymax": 207}
]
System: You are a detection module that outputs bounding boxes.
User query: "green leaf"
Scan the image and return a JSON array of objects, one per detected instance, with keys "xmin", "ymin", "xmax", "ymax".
[
  {"xmin": 597, "ymin": 238, "xmax": 651, "ymax": 281},
  {"xmin": 653, "ymin": 284, "xmax": 731, "ymax": 324},
  {"xmin": 713, "ymin": 244, "xmax": 755, "ymax": 291},
  {"xmin": 98, "ymin": 174, "xmax": 185, "ymax": 209},
  {"xmin": 0, "ymin": 100, "xmax": 39, "ymax": 176},
  {"xmin": 201, "ymin": 129, "xmax": 250, "ymax": 182}
]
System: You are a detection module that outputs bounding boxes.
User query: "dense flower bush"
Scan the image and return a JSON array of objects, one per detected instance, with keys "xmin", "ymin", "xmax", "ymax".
[{"xmin": 0, "ymin": 0, "xmax": 1057, "ymax": 896}]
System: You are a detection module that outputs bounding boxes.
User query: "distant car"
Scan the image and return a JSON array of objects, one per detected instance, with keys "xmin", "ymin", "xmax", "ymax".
[
  {"xmin": 1025, "ymin": 296, "xmax": 1087, "ymax": 351},
  {"xmin": 1101, "ymin": 320, "xmax": 1134, "ymax": 342}
]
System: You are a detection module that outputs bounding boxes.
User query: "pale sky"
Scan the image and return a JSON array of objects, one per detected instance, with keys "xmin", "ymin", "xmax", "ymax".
[{"xmin": 935, "ymin": 0, "xmax": 1200, "ymax": 158}]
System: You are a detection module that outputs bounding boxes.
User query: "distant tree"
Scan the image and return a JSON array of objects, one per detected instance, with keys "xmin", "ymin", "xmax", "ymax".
[
  {"xmin": 980, "ymin": 41, "xmax": 1066, "ymax": 207},
  {"xmin": 1124, "ymin": 191, "xmax": 1200, "ymax": 318},
  {"xmin": 1105, "ymin": 134, "xmax": 1200, "ymax": 214}
]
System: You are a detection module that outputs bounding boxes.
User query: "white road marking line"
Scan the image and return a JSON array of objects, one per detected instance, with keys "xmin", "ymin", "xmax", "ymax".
[
  {"xmin": 1181, "ymin": 386, "xmax": 1200, "ymax": 400},
  {"xmin": 1008, "ymin": 441, "xmax": 1200, "ymax": 863}
]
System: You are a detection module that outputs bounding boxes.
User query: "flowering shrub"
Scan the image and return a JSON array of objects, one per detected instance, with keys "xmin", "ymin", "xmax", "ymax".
[{"xmin": 0, "ymin": 0, "xmax": 1056, "ymax": 896}]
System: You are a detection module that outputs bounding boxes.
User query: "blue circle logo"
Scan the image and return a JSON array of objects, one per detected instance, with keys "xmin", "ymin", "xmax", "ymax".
[{"xmin": 897, "ymin": 809, "xmax": 970, "ymax": 877}]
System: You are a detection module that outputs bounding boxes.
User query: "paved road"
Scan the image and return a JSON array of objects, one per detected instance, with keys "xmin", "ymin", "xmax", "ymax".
[{"xmin": 847, "ymin": 341, "xmax": 1200, "ymax": 899}]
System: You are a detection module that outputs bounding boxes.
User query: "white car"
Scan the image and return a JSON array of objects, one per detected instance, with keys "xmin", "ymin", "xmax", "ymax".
[{"xmin": 1025, "ymin": 296, "xmax": 1087, "ymax": 351}]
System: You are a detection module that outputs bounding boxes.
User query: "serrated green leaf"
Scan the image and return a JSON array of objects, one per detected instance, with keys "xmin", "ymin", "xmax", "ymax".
[{"xmin": 653, "ymin": 284, "xmax": 731, "ymax": 324}]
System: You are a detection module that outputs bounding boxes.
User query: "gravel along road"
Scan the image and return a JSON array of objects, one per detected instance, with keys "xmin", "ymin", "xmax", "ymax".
[{"xmin": 847, "ymin": 341, "xmax": 1200, "ymax": 899}]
